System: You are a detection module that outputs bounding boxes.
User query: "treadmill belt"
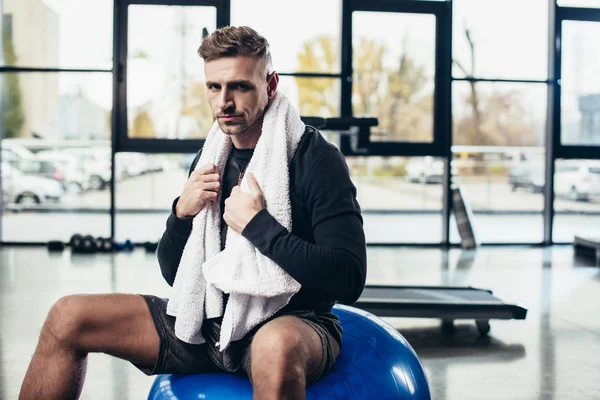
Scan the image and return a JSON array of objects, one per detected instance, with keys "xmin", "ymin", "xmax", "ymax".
[
  {"xmin": 353, "ymin": 285, "xmax": 527, "ymax": 322},
  {"xmin": 360, "ymin": 287, "xmax": 504, "ymax": 304}
]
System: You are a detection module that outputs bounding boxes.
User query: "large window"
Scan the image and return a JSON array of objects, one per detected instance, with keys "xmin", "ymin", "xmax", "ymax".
[
  {"xmin": 450, "ymin": 0, "xmax": 550, "ymax": 244},
  {"xmin": 352, "ymin": 11, "xmax": 436, "ymax": 143},
  {"xmin": 348, "ymin": 156, "xmax": 444, "ymax": 244},
  {"xmin": 231, "ymin": 0, "xmax": 342, "ymax": 74},
  {"xmin": 115, "ymin": 153, "xmax": 191, "ymax": 242},
  {"xmin": 560, "ymin": 21, "xmax": 600, "ymax": 146},
  {"xmin": 1, "ymin": 0, "xmax": 113, "ymax": 243},
  {"xmin": 2, "ymin": 0, "xmax": 113, "ymax": 69},
  {"xmin": 451, "ymin": 82, "xmax": 547, "ymax": 243},
  {"xmin": 552, "ymin": 159, "xmax": 600, "ymax": 242},
  {"xmin": 126, "ymin": 5, "xmax": 217, "ymax": 140},
  {"xmin": 452, "ymin": 0, "xmax": 548, "ymax": 80},
  {"xmin": 2, "ymin": 0, "xmax": 600, "ymax": 246},
  {"xmin": 231, "ymin": 0, "xmax": 342, "ymax": 121}
]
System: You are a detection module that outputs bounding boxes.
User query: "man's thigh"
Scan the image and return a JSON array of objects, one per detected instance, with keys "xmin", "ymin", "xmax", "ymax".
[
  {"xmin": 241, "ymin": 311, "xmax": 341, "ymax": 386},
  {"xmin": 47, "ymin": 293, "xmax": 160, "ymax": 369}
]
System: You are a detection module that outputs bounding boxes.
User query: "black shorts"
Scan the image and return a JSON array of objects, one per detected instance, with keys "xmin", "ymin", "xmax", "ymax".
[{"xmin": 135, "ymin": 295, "xmax": 342, "ymax": 386}]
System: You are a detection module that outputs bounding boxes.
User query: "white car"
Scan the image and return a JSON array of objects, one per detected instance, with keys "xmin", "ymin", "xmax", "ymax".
[
  {"xmin": 62, "ymin": 148, "xmax": 118, "ymax": 190},
  {"xmin": 2, "ymin": 162, "xmax": 64, "ymax": 205},
  {"xmin": 554, "ymin": 160, "xmax": 600, "ymax": 202},
  {"xmin": 405, "ymin": 156, "xmax": 445, "ymax": 184},
  {"xmin": 35, "ymin": 151, "xmax": 91, "ymax": 193},
  {"xmin": 1, "ymin": 142, "xmax": 34, "ymax": 163}
]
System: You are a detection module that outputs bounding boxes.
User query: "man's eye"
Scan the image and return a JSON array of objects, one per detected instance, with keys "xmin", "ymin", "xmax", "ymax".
[
  {"xmin": 208, "ymin": 84, "xmax": 220, "ymax": 90},
  {"xmin": 235, "ymin": 84, "xmax": 249, "ymax": 91}
]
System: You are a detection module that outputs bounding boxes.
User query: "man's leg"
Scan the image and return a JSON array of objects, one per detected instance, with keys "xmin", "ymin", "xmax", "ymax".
[
  {"xmin": 19, "ymin": 293, "xmax": 159, "ymax": 400},
  {"xmin": 248, "ymin": 316, "xmax": 331, "ymax": 400}
]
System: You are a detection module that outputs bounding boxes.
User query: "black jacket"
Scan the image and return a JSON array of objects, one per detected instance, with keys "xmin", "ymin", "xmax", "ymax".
[{"xmin": 157, "ymin": 126, "xmax": 367, "ymax": 312}]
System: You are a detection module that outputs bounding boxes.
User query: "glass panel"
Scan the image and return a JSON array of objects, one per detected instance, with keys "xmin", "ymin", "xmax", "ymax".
[
  {"xmin": 352, "ymin": 12, "xmax": 435, "ymax": 143},
  {"xmin": 558, "ymin": 0, "xmax": 600, "ymax": 7},
  {"xmin": 1, "ymin": 72, "xmax": 112, "ymax": 241},
  {"xmin": 1, "ymin": 144, "xmax": 112, "ymax": 242},
  {"xmin": 561, "ymin": 21, "xmax": 600, "ymax": 146},
  {"xmin": 127, "ymin": 5, "xmax": 217, "ymax": 140},
  {"xmin": 2, "ymin": 0, "xmax": 112, "ymax": 69},
  {"xmin": 553, "ymin": 159, "xmax": 600, "ymax": 242},
  {"xmin": 278, "ymin": 76, "xmax": 340, "ymax": 118},
  {"xmin": 115, "ymin": 153, "xmax": 191, "ymax": 242},
  {"xmin": 451, "ymin": 82, "xmax": 547, "ymax": 243},
  {"xmin": 453, "ymin": 0, "xmax": 548, "ymax": 80},
  {"xmin": 347, "ymin": 156, "xmax": 443, "ymax": 243},
  {"xmin": 231, "ymin": 0, "xmax": 341, "ymax": 73},
  {"xmin": 1, "ymin": 72, "xmax": 112, "ymax": 140}
]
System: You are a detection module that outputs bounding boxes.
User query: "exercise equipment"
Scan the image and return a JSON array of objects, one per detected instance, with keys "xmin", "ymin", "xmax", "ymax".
[
  {"xmin": 95, "ymin": 237, "xmax": 114, "ymax": 253},
  {"xmin": 301, "ymin": 116, "xmax": 378, "ymax": 153},
  {"xmin": 143, "ymin": 241, "xmax": 158, "ymax": 252},
  {"xmin": 47, "ymin": 241, "xmax": 65, "ymax": 252},
  {"xmin": 69, "ymin": 234, "xmax": 84, "ymax": 250},
  {"xmin": 114, "ymin": 239, "xmax": 135, "ymax": 252},
  {"xmin": 147, "ymin": 304, "xmax": 430, "ymax": 400},
  {"xmin": 70, "ymin": 234, "xmax": 97, "ymax": 254},
  {"xmin": 574, "ymin": 234, "xmax": 600, "ymax": 264},
  {"xmin": 452, "ymin": 185, "xmax": 478, "ymax": 249},
  {"xmin": 68, "ymin": 234, "xmax": 115, "ymax": 253},
  {"xmin": 353, "ymin": 285, "xmax": 527, "ymax": 335}
]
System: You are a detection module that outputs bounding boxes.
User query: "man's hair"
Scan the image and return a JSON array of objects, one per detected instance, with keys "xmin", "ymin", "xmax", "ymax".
[{"xmin": 198, "ymin": 26, "xmax": 273, "ymax": 74}]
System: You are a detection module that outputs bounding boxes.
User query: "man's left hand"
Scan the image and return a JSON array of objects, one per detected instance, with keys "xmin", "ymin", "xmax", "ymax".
[{"xmin": 224, "ymin": 173, "xmax": 265, "ymax": 233}]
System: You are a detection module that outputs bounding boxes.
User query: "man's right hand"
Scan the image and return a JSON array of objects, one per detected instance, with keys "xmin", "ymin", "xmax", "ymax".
[{"xmin": 175, "ymin": 163, "xmax": 221, "ymax": 219}]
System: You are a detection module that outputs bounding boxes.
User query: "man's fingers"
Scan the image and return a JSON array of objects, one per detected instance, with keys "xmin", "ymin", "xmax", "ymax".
[
  {"xmin": 246, "ymin": 173, "xmax": 262, "ymax": 194},
  {"xmin": 202, "ymin": 181, "xmax": 220, "ymax": 192},
  {"xmin": 197, "ymin": 173, "xmax": 220, "ymax": 183},
  {"xmin": 195, "ymin": 163, "xmax": 216, "ymax": 174}
]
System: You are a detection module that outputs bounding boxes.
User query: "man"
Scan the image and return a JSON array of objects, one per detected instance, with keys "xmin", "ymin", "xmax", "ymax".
[{"xmin": 19, "ymin": 26, "xmax": 366, "ymax": 400}]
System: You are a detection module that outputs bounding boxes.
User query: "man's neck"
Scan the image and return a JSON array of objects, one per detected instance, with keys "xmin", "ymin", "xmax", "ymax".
[{"xmin": 232, "ymin": 118, "xmax": 262, "ymax": 149}]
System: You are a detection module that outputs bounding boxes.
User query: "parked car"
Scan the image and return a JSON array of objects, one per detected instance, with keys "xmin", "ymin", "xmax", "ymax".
[
  {"xmin": 405, "ymin": 157, "xmax": 444, "ymax": 184},
  {"xmin": 1, "ymin": 143, "xmax": 35, "ymax": 164},
  {"xmin": 12, "ymin": 158, "xmax": 66, "ymax": 187},
  {"xmin": 555, "ymin": 160, "xmax": 600, "ymax": 201},
  {"xmin": 35, "ymin": 151, "xmax": 91, "ymax": 193},
  {"xmin": 509, "ymin": 164, "xmax": 545, "ymax": 193},
  {"xmin": 62, "ymin": 148, "xmax": 117, "ymax": 190},
  {"xmin": 2, "ymin": 162, "xmax": 64, "ymax": 205}
]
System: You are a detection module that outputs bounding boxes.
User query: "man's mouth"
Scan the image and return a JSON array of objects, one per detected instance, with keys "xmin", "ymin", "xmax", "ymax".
[{"xmin": 218, "ymin": 115, "xmax": 243, "ymax": 121}]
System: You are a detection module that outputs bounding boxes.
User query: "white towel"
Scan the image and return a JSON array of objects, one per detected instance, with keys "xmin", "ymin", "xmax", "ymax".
[{"xmin": 166, "ymin": 91, "xmax": 304, "ymax": 350}]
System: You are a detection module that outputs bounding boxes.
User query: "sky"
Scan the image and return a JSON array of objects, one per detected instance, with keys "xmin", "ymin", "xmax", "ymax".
[{"xmin": 14, "ymin": 0, "xmax": 600, "ymax": 139}]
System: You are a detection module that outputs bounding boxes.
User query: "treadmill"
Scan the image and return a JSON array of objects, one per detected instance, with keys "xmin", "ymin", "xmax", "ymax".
[
  {"xmin": 353, "ymin": 285, "xmax": 528, "ymax": 335},
  {"xmin": 574, "ymin": 234, "xmax": 600, "ymax": 264}
]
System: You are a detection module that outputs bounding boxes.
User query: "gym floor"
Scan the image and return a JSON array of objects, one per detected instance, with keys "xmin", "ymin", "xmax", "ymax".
[{"xmin": 1, "ymin": 246, "xmax": 599, "ymax": 399}]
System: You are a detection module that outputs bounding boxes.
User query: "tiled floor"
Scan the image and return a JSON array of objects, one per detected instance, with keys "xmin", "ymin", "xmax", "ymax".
[{"xmin": 1, "ymin": 245, "xmax": 599, "ymax": 399}]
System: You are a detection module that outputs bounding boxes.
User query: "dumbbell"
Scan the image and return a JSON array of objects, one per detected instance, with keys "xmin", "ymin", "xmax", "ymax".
[
  {"xmin": 70, "ymin": 234, "xmax": 98, "ymax": 253},
  {"xmin": 47, "ymin": 241, "xmax": 65, "ymax": 252},
  {"xmin": 95, "ymin": 237, "xmax": 114, "ymax": 253},
  {"xmin": 143, "ymin": 241, "xmax": 158, "ymax": 253}
]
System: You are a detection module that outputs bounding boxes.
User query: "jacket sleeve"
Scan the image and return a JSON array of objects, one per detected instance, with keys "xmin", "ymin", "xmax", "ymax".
[
  {"xmin": 156, "ymin": 151, "xmax": 201, "ymax": 286},
  {"xmin": 241, "ymin": 148, "xmax": 367, "ymax": 305}
]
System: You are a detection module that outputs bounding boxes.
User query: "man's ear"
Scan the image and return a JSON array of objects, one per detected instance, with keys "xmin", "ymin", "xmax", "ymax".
[{"xmin": 267, "ymin": 71, "xmax": 279, "ymax": 98}]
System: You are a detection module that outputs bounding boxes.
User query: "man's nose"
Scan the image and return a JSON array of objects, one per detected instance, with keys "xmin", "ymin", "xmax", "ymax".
[{"xmin": 217, "ymin": 89, "xmax": 233, "ymax": 110}]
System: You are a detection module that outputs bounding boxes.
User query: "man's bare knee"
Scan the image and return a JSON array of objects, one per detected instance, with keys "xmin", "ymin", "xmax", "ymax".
[
  {"xmin": 42, "ymin": 295, "xmax": 88, "ymax": 349},
  {"xmin": 251, "ymin": 320, "xmax": 310, "ymax": 384}
]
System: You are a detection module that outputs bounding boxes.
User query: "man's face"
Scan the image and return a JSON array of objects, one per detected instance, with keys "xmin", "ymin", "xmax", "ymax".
[{"xmin": 204, "ymin": 56, "xmax": 272, "ymax": 136}]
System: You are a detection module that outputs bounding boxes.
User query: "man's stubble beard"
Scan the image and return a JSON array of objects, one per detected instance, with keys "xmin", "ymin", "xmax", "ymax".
[{"xmin": 218, "ymin": 120, "xmax": 249, "ymax": 137}]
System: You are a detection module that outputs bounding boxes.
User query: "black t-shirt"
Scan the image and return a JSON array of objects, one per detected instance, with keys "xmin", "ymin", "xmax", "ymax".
[{"xmin": 220, "ymin": 147, "xmax": 254, "ymax": 250}]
